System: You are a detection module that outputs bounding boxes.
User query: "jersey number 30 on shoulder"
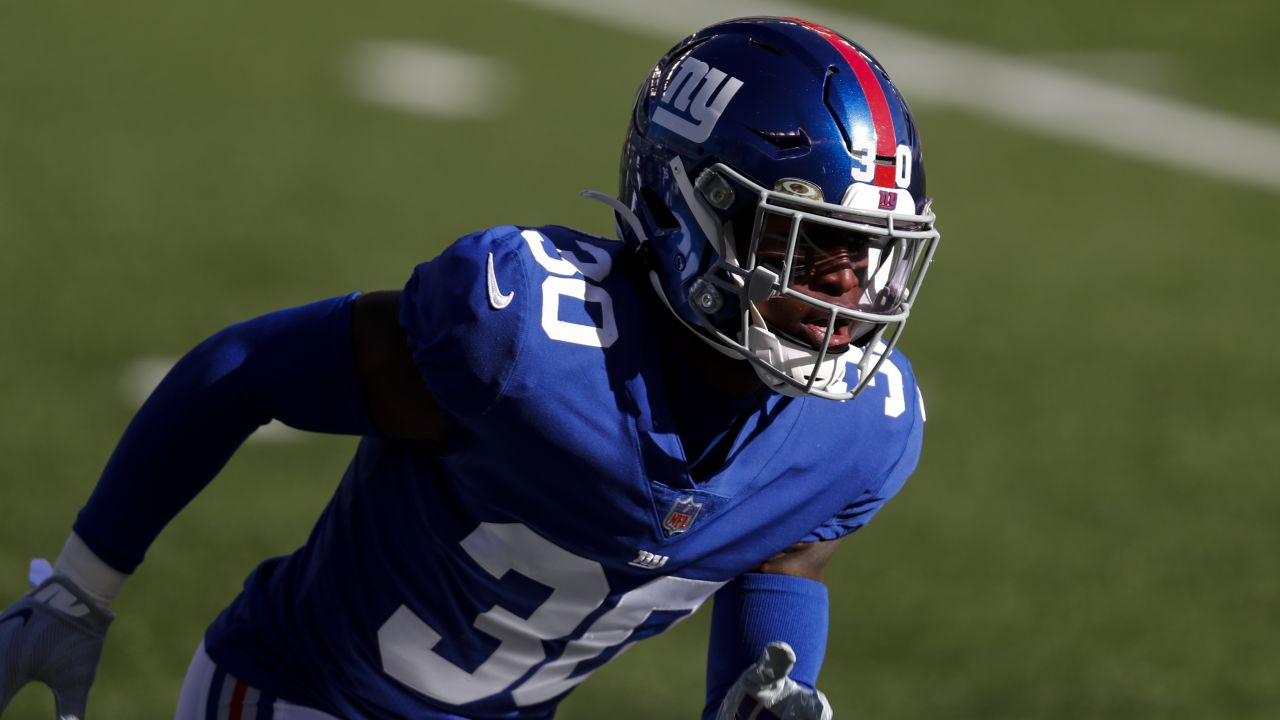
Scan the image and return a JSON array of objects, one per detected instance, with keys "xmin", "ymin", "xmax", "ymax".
[{"xmin": 522, "ymin": 230, "xmax": 618, "ymax": 349}]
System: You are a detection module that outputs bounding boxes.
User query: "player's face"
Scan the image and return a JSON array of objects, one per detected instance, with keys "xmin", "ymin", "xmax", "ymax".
[{"xmin": 752, "ymin": 215, "xmax": 880, "ymax": 352}]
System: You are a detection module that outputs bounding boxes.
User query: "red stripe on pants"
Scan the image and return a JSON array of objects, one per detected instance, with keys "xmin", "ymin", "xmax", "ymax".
[{"xmin": 228, "ymin": 680, "xmax": 248, "ymax": 720}]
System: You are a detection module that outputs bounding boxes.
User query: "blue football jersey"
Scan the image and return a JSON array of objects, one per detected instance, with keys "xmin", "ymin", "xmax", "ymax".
[{"xmin": 204, "ymin": 225, "xmax": 924, "ymax": 719}]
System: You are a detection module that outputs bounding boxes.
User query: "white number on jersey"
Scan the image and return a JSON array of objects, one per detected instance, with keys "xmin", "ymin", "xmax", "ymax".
[
  {"xmin": 846, "ymin": 344, "xmax": 910, "ymax": 419},
  {"xmin": 377, "ymin": 522, "xmax": 722, "ymax": 707},
  {"xmin": 514, "ymin": 574, "xmax": 722, "ymax": 704},
  {"xmin": 522, "ymin": 230, "xmax": 618, "ymax": 348}
]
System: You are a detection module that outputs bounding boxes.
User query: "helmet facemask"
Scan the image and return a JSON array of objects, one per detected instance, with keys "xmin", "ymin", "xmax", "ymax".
[{"xmin": 682, "ymin": 164, "xmax": 939, "ymax": 401}]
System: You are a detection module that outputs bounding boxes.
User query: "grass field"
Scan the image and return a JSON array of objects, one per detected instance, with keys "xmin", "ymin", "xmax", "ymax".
[{"xmin": 2, "ymin": 0, "xmax": 1278, "ymax": 717}]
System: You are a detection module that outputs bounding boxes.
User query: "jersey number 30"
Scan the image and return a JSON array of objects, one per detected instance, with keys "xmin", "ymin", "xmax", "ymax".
[
  {"xmin": 377, "ymin": 522, "xmax": 723, "ymax": 707},
  {"xmin": 523, "ymin": 229, "xmax": 618, "ymax": 349}
]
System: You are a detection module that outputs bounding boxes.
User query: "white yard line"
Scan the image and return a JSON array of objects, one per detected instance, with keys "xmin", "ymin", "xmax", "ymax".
[
  {"xmin": 1028, "ymin": 50, "xmax": 1179, "ymax": 90},
  {"xmin": 121, "ymin": 357, "xmax": 300, "ymax": 444},
  {"xmin": 344, "ymin": 41, "xmax": 505, "ymax": 119},
  {"xmin": 514, "ymin": 0, "xmax": 1280, "ymax": 194}
]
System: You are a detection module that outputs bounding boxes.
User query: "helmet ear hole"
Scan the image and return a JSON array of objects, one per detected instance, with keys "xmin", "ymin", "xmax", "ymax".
[{"xmin": 640, "ymin": 187, "xmax": 680, "ymax": 230}]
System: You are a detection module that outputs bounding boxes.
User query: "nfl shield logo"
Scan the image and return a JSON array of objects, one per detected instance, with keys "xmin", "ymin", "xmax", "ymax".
[
  {"xmin": 878, "ymin": 190, "xmax": 897, "ymax": 210},
  {"xmin": 663, "ymin": 496, "xmax": 703, "ymax": 535}
]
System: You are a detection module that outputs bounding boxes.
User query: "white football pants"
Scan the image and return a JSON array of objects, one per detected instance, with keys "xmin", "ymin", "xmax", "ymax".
[{"xmin": 175, "ymin": 641, "xmax": 341, "ymax": 720}]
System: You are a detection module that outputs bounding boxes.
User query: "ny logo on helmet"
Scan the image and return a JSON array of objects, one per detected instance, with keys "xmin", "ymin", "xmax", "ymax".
[{"xmin": 653, "ymin": 58, "xmax": 744, "ymax": 143}]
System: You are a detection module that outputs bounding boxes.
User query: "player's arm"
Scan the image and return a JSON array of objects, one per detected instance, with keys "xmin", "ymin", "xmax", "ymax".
[
  {"xmin": 71, "ymin": 292, "xmax": 441, "ymax": 576},
  {"xmin": 0, "ymin": 290, "xmax": 443, "ymax": 716},
  {"xmin": 703, "ymin": 540, "xmax": 841, "ymax": 720},
  {"xmin": 754, "ymin": 538, "xmax": 842, "ymax": 581},
  {"xmin": 74, "ymin": 290, "xmax": 443, "ymax": 574},
  {"xmin": 350, "ymin": 290, "xmax": 445, "ymax": 441}
]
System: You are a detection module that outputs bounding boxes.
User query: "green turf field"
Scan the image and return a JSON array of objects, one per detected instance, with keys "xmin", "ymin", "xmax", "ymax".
[{"xmin": 1, "ymin": 1, "xmax": 1277, "ymax": 717}]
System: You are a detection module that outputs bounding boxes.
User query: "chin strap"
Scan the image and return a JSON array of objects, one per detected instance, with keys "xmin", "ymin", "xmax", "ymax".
[{"xmin": 743, "ymin": 305, "xmax": 851, "ymax": 397}]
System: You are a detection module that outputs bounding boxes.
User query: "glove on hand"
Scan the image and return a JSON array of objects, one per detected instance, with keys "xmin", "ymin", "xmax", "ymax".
[
  {"xmin": 716, "ymin": 642, "xmax": 833, "ymax": 720},
  {"xmin": 0, "ymin": 559, "xmax": 114, "ymax": 720}
]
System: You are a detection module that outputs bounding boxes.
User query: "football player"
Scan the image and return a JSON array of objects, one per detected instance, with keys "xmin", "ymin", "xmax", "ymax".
[{"xmin": 0, "ymin": 16, "xmax": 939, "ymax": 720}]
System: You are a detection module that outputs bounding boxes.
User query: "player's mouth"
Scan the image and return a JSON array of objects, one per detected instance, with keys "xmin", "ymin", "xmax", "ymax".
[{"xmin": 793, "ymin": 312, "xmax": 856, "ymax": 353}]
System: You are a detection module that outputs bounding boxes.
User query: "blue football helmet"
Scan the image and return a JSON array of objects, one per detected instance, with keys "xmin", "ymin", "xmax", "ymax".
[{"xmin": 602, "ymin": 17, "xmax": 939, "ymax": 401}]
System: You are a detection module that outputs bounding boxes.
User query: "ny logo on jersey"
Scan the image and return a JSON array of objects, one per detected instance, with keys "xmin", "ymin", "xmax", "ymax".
[
  {"xmin": 627, "ymin": 550, "xmax": 669, "ymax": 570},
  {"xmin": 662, "ymin": 496, "xmax": 703, "ymax": 535},
  {"xmin": 652, "ymin": 58, "xmax": 744, "ymax": 143}
]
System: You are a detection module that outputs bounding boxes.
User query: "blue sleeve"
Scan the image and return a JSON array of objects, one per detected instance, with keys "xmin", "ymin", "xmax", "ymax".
[
  {"xmin": 73, "ymin": 294, "xmax": 377, "ymax": 574},
  {"xmin": 703, "ymin": 573, "xmax": 830, "ymax": 719},
  {"xmin": 398, "ymin": 226, "xmax": 529, "ymax": 419}
]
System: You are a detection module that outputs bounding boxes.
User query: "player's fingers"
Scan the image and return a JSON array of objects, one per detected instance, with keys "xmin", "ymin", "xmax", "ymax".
[
  {"xmin": 53, "ymin": 683, "xmax": 90, "ymax": 720},
  {"xmin": 758, "ymin": 642, "xmax": 797, "ymax": 682}
]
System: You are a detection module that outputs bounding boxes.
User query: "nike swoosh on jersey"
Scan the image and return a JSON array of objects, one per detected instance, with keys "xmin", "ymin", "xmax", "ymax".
[
  {"xmin": 0, "ymin": 608, "xmax": 32, "ymax": 628},
  {"xmin": 486, "ymin": 252, "xmax": 514, "ymax": 310}
]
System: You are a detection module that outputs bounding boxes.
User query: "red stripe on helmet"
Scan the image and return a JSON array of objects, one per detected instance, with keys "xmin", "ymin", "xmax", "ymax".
[{"xmin": 787, "ymin": 18, "xmax": 898, "ymax": 188}]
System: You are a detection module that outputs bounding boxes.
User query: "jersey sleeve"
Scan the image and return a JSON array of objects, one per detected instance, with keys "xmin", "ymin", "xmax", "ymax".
[
  {"xmin": 799, "ymin": 377, "xmax": 926, "ymax": 543},
  {"xmin": 399, "ymin": 225, "xmax": 530, "ymax": 419}
]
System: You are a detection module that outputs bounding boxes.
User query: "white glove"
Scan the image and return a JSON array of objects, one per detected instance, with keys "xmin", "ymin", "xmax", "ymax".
[
  {"xmin": 0, "ymin": 559, "xmax": 114, "ymax": 720},
  {"xmin": 715, "ymin": 642, "xmax": 833, "ymax": 720}
]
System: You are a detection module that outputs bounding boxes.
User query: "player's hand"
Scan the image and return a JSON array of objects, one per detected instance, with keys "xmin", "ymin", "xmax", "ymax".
[
  {"xmin": 715, "ymin": 642, "xmax": 833, "ymax": 720},
  {"xmin": 0, "ymin": 559, "xmax": 114, "ymax": 720}
]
